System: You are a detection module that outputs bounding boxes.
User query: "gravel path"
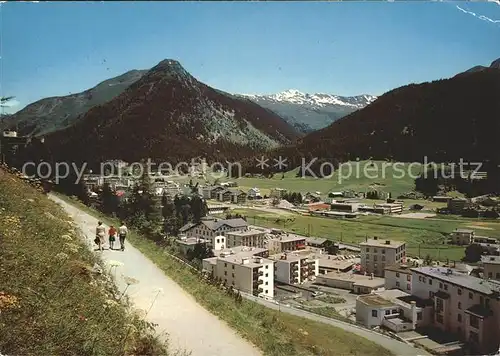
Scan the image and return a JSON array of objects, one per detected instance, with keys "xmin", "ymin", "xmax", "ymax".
[{"xmin": 50, "ymin": 195, "xmax": 262, "ymax": 356}]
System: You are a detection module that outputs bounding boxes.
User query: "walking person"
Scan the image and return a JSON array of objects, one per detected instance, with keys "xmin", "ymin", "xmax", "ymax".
[
  {"xmin": 95, "ymin": 221, "xmax": 106, "ymax": 251},
  {"xmin": 108, "ymin": 225, "xmax": 117, "ymax": 250},
  {"xmin": 118, "ymin": 222, "xmax": 128, "ymax": 251}
]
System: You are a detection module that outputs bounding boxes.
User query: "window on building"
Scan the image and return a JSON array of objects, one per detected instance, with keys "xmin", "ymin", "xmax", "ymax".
[
  {"xmin": 417, "ymin": 312, "xmax": 422, "ymax": 321},
  {"xmin": 396, "ymin": 272, "xmax": 400, "ymax": 278},
  {"xmin": 469, "ymin": 292, "xmax": 473, "ymax": 300},
  {"xmin": 429, "ymin": 291, "xmax": 434, "ymax": 298},
  {"xmin": 486, "ymin": 298, "xmax": 490, "ymax": 308},
  {"xmin": 407, "ymin": 275, "xmax": 411, "ymax": 281},
  {"xmin": 469, "ymin": 331, "xmax": 479, "ymax": 343},
  {"xmin": 224, "ymin": 263, "xmax": 227, "ymax": 268},
  {"xmin": 444, "ymin": 284, "xmax": 448, "ymax": 291},
  {"xmin": 436, "ymin": 298, "xmax": 444, "ymax": 313},
  {"xmin": 419, "ymin": 276, "xmax": 422, "ymax": 282},
  {"xmin": 480, "ymin": 296, "xmax": 484, "ymax": 306},
  {"xmin": 385, "ymin": 310, "xmax": 390, "ymax": 315},
  {"xmin": 382, "ymin": 256, "xmax": 386, "ymax": 261},
  {"xmin": 407, "ymin": 284, "xmax": 411, "ymax": 291},
  {"xmin": 366, "ymin": 255, "xmax": 370, "ymax": 260},
  {"xmin": 265, "ymin": 281, "xmax": 268, "ymax": 285},
  {"xmin": 366, "ymin": 248, "xmax": 370, "ymax": 252},
  {"xmin": 265, "ymin": 265, "xmax": 269, "ymax": 269},
  {"xmin": 232, "ymin": 265, "xmax": 235, "ymax": 270},
  {"xmin": 423, "ymin": 277, "xmax": 426, "ymax": 283},
  {"xmin": 457, "ymin": 314, "xmax": 462, "ymax": 322},
  {"xmin": 439, "ymin": 282, "xmax": 443, "ymax": 289},
  {"xmin": 374, "ymin": 248, "xmax": 378, "ymax": 253},
  {"xmin": 382, "ymin": 249, "xmax": 385, "ymax": 254},
  {"xmin": 458, "ymin": 288, "xmax": 462, "ymax": 295},
  {"xmin": 470, "ymin": 315, "xmax": 479, "ymax": 329},
  {"xmin": 436, "ymin": 314, "xmax": 444, "ymax": 324},
  {"xmin": 224, "ymin": 271, "xmax": 227, "ymax": 276},
  {"xmin": 217, "ymin": 239, "xmax": 220, "ymax": 243},
  {"xmin": 392, "ymin": 309, "xmax": 398, "ymax": 314},
  {"xmin": 458, "ymin": 302, "xmax": 462, "ymax": 310},
  {"xmin": 429, "ymin": 279, "xmax": 432, "ymax": 285},
  {"xmin": 372, "ymin": 310, "xmax": 378, "ymax": 317},
  {"xmin": 396, "ymin": 282, "xmax": 400, "ymax": 287},
  {"xmin": 374, "ymin": 255, "xmax": 378, "ymax": 261},
  {"xmin": 488, "ymin": 272, "xmax": 493, "ymax": 279},
  {"xmin": 496, "ymin": 273, "xmax": 500, "ymax": 279}
]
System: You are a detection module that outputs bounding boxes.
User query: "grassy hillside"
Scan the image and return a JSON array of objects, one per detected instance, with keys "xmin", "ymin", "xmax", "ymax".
[
  {"xmin": 0, "ymin": 169, "xmax": 168, "ymax": 356},
  {"xmin": 54, "ymin": 193, "xmax": 394, "ymax": 356}
]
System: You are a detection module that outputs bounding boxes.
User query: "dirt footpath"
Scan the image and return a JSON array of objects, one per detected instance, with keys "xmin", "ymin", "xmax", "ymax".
[{"xmin": 50, "ymin": 195, "xmax": 262, "ymax": 356}]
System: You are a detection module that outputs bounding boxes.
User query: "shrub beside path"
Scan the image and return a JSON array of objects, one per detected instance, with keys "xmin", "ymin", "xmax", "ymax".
[{"xmin": 50, "ymin": 195, "xmax": 262, "ymax": 356}]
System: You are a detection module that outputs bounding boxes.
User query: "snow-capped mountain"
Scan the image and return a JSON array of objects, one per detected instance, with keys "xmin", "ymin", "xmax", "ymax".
[{"xmin": 241, "ymin": 89, "xmax": 377, "ymax": 133}]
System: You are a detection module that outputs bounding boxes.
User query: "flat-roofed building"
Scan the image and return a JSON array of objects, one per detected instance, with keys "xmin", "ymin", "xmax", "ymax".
[
  {"xmin": 384, "ymin": 264, "xmax": 412, "ymax": 292},
  {"xmin": 226, "ymin": 229, "xmax": 266, "ymax": 248},
  {"xmin": 373, "ymin": 203, "xmax": 403, "ymax": 215},
  {"xmin": 360, "ymin": 237, "xmax": 406, "ymax": 277},
  {"xmin": 267, "ymin": 233, "xmax": 306, "ymax": 253},
  {"xmin": 448, "ymin": 198, "xmax": 469, "ymax": 214},
  {"xmin": 203, "ymin": 248, "xmax": 274, "ymax": 299},
  {"xmin": 450, "ymin": 228, "xmax": 475, "ymax": 245},
  {"xmin": 330, "ymin": 202, "xmax": 359, "ymax": 213},
  {"xmin": 356, "ymin": 289, "xmax": 430, "ymax": 332},
  {"xmin": 270, "ymin": 253, "xmax": 319, "ymax": 285},
  {"xmin": 315, "ymin": 271, "xmax": 384, "ymax": 294},
  {"xmin": 175, "ymin": 237, "xmax": 209, "ymax": 256},
  {"xmin": 481, "ymin": 255, "xmax": 500, "ymax": 281},
  {"xmin": 315, "ymin": 255, "xmax": 355, "ymax": 274}
]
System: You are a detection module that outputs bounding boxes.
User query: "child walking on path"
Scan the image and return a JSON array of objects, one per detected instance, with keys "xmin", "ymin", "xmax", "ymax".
[{"xmin": 108, "ymin": 225, "xmax": 117, "ymax": 250}]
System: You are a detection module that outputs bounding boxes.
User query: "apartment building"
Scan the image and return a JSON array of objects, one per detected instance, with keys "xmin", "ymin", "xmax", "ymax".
[
  {"xmin": 411, "ymin": 266, "xmax": 500, "ymax": 354},
  {"xmin": 373, "ymin": 203, "xmax": 403, "ymax": 215},
  {"xmin": 384, "ymin": 264, "xmax": 412, "ymax": 292},
  {"xmin": 179, "ymin": 217, "xmax": 248, "ymax": 240},
  {"xmin": 360, "ymin": 237, "xmax": 406, "ymax": 277},
  {"xmin": 267, "ymin": 234, "xmax": 306, "ymax": 253},
  {"xmin": 270, "ymin": 188, "xmax": 287, "ymax": 199},
  {"xmin": 448, "ymin": 198, "xmax": 469, "ymax": 214},
  {"xmin": 481, "ymin": 255, "xmax": 500, "ymax": 281},
  {"xmin": 226, "ymin": 229, "xmax": 266, "ymax": 248},
  {"xmin": 202, "ymin": 249, "xmax": 274, "ymax": 299},
  {"xmin": 271, "ymin": 253, "xmax": 319, "ymax": 285},
  {"xmin": 450, "ymin": 229, "xmax": 475, "ymax": 245}
]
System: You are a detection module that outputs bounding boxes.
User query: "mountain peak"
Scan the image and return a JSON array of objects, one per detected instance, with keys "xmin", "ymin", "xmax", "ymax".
[{"xmin": 150, "ymin": 59, "xmax": 190, "ymax": 78}]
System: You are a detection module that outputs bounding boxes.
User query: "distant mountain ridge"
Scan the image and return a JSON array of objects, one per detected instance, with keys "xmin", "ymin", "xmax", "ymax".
[
  {"xmin": 461, "ymin": 57, "xmax": 500, "ymax": 75},
  {"xmin": 41, "ymin": 59, "xmax": 300, "ymax": 165},
  {"xmin": 258, "ymin": 68, "xmax": 500, "ymax": 178},
  {"xmin": 2, "ymin": 69, "xmax": 147, "ymax": 135},
  {"xmin": 241, "ymin": 89, "xmax": 377, "ymax": 133}
]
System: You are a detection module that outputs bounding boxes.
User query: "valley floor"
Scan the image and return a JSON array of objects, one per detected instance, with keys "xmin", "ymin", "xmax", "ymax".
[{"xmin": 49, "ymin": 194, "xmax": 262, "ymax": 356}]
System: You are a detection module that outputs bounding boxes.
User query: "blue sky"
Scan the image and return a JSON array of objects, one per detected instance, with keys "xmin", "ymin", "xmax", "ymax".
[{"xmin": 1, "ymin": 1, "xmax": 499, "ymax": 113}]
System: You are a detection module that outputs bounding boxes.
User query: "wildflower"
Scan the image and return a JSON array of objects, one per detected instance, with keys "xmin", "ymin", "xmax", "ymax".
[
  {"xmin": 64, "ymin": 242, "xmax": 79, "ymax": 254},
  {"xmin": 104, "ymin": 299, "xmax": 118, "ymax": 308},
  {"xmin": 123, "ymin": 275, "xmax": 139, "ymax": 286},
  {"xmin": 61, "ymin": 234, "xmax": 72, "ymax": 242},
  {"xmin": 0, "ymin": 292, "xmax": 20, "ymax": 311},
  {"xmin": 55, "ymin": 252, "xmax": 69, "ymax": 261},
  {"xmin": 78, "ymin": 314, "xmax": 88, "ymax": 322},
  {"xmin": 107, "ymin": 260, "xmax": 124, "ymax": 268}
]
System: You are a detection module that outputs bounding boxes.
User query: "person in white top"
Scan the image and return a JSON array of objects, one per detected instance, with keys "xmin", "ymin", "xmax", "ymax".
[
  {"xmin": 118, "ymin": 222, "xmax": 128, "ymax": 251},
  {"xmin": 95, "ymin": 221, "xmax": 106, "ymax": 251}
]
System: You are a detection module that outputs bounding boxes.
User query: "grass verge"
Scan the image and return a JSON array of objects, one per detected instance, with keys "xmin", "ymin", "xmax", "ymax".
[
  {"xmin": 54, "ymin": 192, "xmax": 394, "ymax": 356},
  {"xmin": 0, "ymin": 170, "xmax": 169, "ymax": 356}
]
